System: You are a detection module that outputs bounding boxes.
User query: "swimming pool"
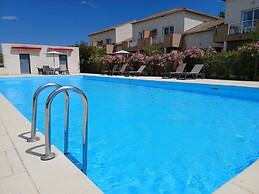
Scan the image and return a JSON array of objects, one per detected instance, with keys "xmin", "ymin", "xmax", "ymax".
[{"xmin": 0, "ymin": 75, "xmax": 259, "ymax": 194}]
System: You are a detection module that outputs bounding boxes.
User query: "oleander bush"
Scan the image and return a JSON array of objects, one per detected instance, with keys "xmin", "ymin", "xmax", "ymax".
[
  {"xmin": 184, "ymin": 46, "xmax": 205, "ymax": 72},
  {"xmin": 0, "ymin": 52, "xmax": 3, "ymax": 63},
  {"xmin": 236, "ymin": 42, "xmax": 259, "ymax": 80},
  {"xmin": 204, "ymin": 42, "xmax": 259, "ymax": 80},
  {"xmin": 78, "ymin": 40, "xmax": 259, "ymax": 80}
]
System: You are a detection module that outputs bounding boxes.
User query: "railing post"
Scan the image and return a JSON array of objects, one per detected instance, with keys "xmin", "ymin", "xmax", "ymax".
[
  {"xmin": 28, "ymin": 83, "xmax": 69, "ymax": 142},
  {"xmin": 64, "ymin": 96, "xmax": 69, "ymax": 154},
  {"xmin": 40, "ymin": 86, "xmax": 88, "ymax": 173}
]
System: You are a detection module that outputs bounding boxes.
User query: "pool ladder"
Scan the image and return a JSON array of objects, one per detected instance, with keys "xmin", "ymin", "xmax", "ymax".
[{"xmin": 27, "ymin": 83, "xmax": 88, "ymax": 173}]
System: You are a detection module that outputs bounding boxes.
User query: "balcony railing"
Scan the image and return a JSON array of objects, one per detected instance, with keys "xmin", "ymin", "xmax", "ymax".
[
  {"xmin": 151, "ymin": 36, "xmax": 164, "ymax": 44},
  {"xmin": 228, "ymin": 20, "xmax": 257, "ymax": 35},
  {"xmin": 129, "ymin": 41, "xmax": 137, "ymax": 48}
]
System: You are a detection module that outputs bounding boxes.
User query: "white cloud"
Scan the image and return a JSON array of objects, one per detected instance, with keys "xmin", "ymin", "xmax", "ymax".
[
  {"xmin": 87, "ymin": 1, "xmax": 97, "ymax": 8},
  {"xmin": 1, "ymin": 16, "xmax": 18, "ymax": 20},
  {"xmin": 80, "ymin": 1, "xmax": 97, "ymax": 8}
]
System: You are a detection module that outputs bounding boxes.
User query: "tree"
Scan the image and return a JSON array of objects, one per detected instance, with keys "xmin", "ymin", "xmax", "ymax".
[
  {"xmin": 0, "ymin": 52, "xmax": 3, "ymax": 63},
  {"xmin": 143, "ymin": 44, "xmax": 163, "ymax": 56},
  {"xmin": 72, "ymin": 41, "xmax": 105, "ymax": 73},
  {"xmin": 218, "ymin": 11, "xmax": 225, "ymax": 18},
  {"xmin": 249, "ymin": 28, "xmax": 259, "ymax": 42}
]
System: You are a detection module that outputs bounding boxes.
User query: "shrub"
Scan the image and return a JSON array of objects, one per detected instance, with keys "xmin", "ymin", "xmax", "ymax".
[
  {"xmin": 144, "ymin": 44, "xmax": 163, "ymax": 56},
  {"xmin": 236, "ymin": 41, "xmax": 259, "ymax": 80},
  {"xmin": 78, "ymin": 40, "xmax": 259, "ymax": 81},
  {"xmin": 0, "ymin": 52, "xmax": 3, "ymax": 63},
  {"xmin": 204, "ymin": 50, "xmax": 238, "ymax": 79},
  {"xmin": 73, "ymin": 41, "xmax": 106, "ymax": 73},
  {"xmin": 162, "ymin": 51, "xmax": 185, "ymax": 73},
  {"xmin": 184, "ymin": 46, "xmax": 205, "ymax": 71},
  {"xmin": 128, "ymin": 53, "xmax": 147, "ymax": 71}
]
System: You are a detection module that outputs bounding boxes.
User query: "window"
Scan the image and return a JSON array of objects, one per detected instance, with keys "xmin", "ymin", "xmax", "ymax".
[
  {"xmin": 105, "ymin": 38, "xmax": 111, "ymax": 44},
  {"xmin": 242, "ymin": 8, "xmax": 259, "ymax": 31},
  {"xmin": 138, "ymin": 31, "xmax": 144, "ymax": 39},
  {"xmin": 163, "ymin": 26, "xmax": 174, "ymax": 35}
]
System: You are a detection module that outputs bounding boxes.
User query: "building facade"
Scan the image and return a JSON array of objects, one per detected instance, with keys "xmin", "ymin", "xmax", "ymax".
[
  {"xmin": 214, "ymin": 0, "xmax": 259, "ymax": 50},
  {"xmin": 123, "ymin": 8, "xmax": 220, "ymax": 53},
  {"xmin": 1, "ymin": 43, "xmax": 80, "ymax": 75},
  {"xmin": 88, "ymin": 20, "xmax": 135, "ymax": 54},
  {"xmin": 184, "ymin": 19, "xmax": 224, "ymax": 50},
  {"xmin": 88, "ymin": 8, "xmax": 221, "ymax": 53}
]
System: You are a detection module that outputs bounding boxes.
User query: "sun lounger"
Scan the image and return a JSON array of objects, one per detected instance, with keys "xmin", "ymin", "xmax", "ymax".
[
  {"xmin": 178, "ymin": 64, "xmax": 205, "ymax": 79},
  {"xmin": 162, "ymin": 63, "xmax": 186, "ymax": 79},
  {"xmin": 101, "ymin": 65, "xmax": 118, "ymax": 75},
  {"xmin": 124, "ymin": 65, "xmax": 146, "ymax": 77},
  {"xmin": 42, "ymin": 65, "xmax": 54, "ymax": 75},
  {"xmin": 110, "ymin": 64, "xmax": 128, "ymax": 75}
]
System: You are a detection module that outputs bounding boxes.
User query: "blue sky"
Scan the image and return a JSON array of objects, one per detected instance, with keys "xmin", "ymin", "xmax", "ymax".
[{"xmin": 0, "ymin": 0, "xmax": 225, "ymax": 47}]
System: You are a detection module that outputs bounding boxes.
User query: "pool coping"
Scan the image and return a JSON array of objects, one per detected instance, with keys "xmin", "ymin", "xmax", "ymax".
[
  {"xmin": 0, "ymin": 93, "xmax": 103, "ymax": 194},
  {"xmin": 0, "ymin": 73, "xmax": 259, "ymax": 193}
]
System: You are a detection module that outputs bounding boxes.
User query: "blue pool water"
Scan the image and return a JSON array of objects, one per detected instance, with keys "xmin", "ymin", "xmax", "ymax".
[{"xmin": 0, "ymin": 75, "xmax": 259, "ymax": 194}]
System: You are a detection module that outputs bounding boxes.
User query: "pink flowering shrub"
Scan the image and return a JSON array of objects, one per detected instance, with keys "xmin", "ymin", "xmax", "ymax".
[
  {"xmin": 145, "ymin": 54, "xmax": 166, "ymax": 75},
  {"xmin": 127, "ymin": 53, "xmax": 147, "ymax": 71},
  {"xmin": 106, "ymin": 55, "xmax": 128, "ymax": 65},
  {"xmin": 171, "ymin": 51, "xmax": 185, "ymax": 67},
  {"xmin": 235, "ymin": 41, "xmax": 259, "ymax": 80},
  {"xmin": 205, "ymin": 47, "xmax": 217, "ymax": 57},
  {"xmin": 87, "ymin": 41, "xmax": 259, "ymax": 80},
  {"xmin": 183, "ymin": 46, "xmax": 205, "ymax": 71},
  {"xmin": 237, "ymin": 41, "xmax": 259, "ymax": 54},
  {"xmin": 161, "ymin": 51, "xmax": 185, "ymax": 72},
  {"xmin": 184, "ymin": 46, "xmax": 205, "ymax": 59}
]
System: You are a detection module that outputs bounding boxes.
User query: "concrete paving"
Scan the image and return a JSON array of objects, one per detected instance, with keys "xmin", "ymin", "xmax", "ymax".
[
  {"xmin": 1, "ymin": 73, "xmax": 259, "ymax": 193},
  {"xmin": 0, "ymin": 92, "xmax": 103, "ymax": 194}
]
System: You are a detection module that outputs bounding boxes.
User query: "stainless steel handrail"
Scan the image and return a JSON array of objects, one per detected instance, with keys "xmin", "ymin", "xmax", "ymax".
[
  {"xmin": 41, "ymin": 86, "xmax": 88, "ymax": 173},
  {"xmin": 28, "ymin": 83, "xmax": 69, "ymax": 142}
]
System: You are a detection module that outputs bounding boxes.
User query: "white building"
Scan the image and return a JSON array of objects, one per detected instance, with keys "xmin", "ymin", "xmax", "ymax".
[
  {"xmin": 88, "ymin": 20, "xmax": 136, "ymax": 54},
  {"xmin": 184, "ymin": 19, "xmax": 224, "ymax": 50},
  {"xmin": 214, "ymin": 0, "xmax": 259, "ymax": 50},
  {"xmin": 1, "ymin": 43, "xmax": 80, "ymax": 75},
  {"xmin": 126, "ymin": 7, "xmax": 219, "ymax": 52}
]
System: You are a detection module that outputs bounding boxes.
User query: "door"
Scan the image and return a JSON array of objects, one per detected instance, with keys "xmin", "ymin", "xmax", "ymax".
[
  {"xmin": 59, "ymin": 55, "xmax": 68, "ymax": 69},
  {"xmin": 19, "ymin": 54, "xmax": 31, "ymax": 74}
]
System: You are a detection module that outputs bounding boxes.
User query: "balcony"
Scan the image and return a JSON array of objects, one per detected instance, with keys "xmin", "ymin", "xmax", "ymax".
[
  {"xmin": 163, "ymin": 33, "xmax": 182, "ymax": 48},
  {"xmin": 125, "ymin": 33, "xmax": 182, "ymax": 52},
  {"xmin": 228, "ymin": 20, "xmax": 257, "ymax": 35},
  {"xmin": 151, "ymin": 36, "xmax": 164, "ymax": 44},
  {"xmin": 129, "ymin": 41, "xmax": 137, "ymax": 48},
  {"xmin": 92, "ymin": 41, "xmax": 103, "ymax": 47},
  {"xmin": 104, "ymin": 44, "xmax": 114, "ymax": 54},
  {"xmin": 214, "ymin": 20, "xmax": 258, "ymax": 43}
]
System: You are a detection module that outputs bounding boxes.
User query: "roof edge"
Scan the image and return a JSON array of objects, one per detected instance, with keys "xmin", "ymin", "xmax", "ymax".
[
  {"xmin": 132, "ymin": 7, "xmax": 219, "ymax": 24},
  {"xmin": 88, "ymin": 20, "xmax": 136, "ymax": 36}
]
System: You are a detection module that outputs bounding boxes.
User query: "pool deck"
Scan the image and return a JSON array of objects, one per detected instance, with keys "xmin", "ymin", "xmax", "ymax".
[{"xmin": 0, "ymin": 73, "xmax": 259, "ymax": 193}]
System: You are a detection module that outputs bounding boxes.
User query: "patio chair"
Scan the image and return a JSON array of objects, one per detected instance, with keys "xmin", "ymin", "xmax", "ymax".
[
  {"xmin": 37, "ymin": 67, "xmax": 43, "ymax": 74},
  {"xmin": 178, "ymin": 64, "xmax": 205, "ymax": 79},
  {"xmin": 42, "ymin": 65, "xmax": 54, "ymax": 75},
  {"xmin": 109, "ymin": 64, "xmax": 128, "ymax": 75},
  {"xmin": 162, "ymin": 63, "xmax": 186, "ymax": 79},
  {"xmin": 124, "ymin": 65, "xmax": 147, "ymax": 77},
  {"xmin": 101, "ymin": 65, "xmax": 118, "ymax": 75},
  {"xmin": 58, "ymin": 65, "xmax": 70, "ymax": 75}
]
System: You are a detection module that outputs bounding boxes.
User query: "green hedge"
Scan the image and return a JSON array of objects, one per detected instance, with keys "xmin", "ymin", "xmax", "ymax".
[{"xmin": 78, "ymin": 41, "xmax": 259, "ymax": 81}]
